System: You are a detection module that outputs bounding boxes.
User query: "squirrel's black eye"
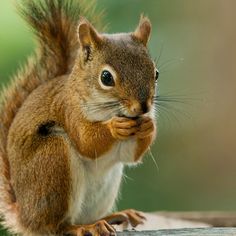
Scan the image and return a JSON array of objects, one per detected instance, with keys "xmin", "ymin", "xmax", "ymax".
[
  {"xmin": 101, "ymin": 70, "xmax": 115, "ymax": 87},
  {"xmin": 155, "ymin": 69, "xmax": 159, "ymax": 81}
]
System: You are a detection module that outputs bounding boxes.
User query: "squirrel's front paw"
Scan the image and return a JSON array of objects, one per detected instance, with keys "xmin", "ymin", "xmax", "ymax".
[
  {"xmin": 136, "ymin": 117, "xmax": 155, "ymax": 139},
  {"xmin": 107, "ymin": 117, "xmax": 138, "ymax": 140}
]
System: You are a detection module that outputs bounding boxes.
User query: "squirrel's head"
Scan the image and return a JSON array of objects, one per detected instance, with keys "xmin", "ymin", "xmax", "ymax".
[{"xmin": 70, "ymin": 16, "xmax": 158, "ymax": 121}]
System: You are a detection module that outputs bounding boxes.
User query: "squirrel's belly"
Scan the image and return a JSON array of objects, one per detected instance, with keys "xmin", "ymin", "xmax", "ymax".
[
  {"xmin": 78, "ymin": 163, "xmax": 123, "ymax": 224},
  {"xmin": 67, "ymin": 141, "xmax": 133, "ymax": 225}
]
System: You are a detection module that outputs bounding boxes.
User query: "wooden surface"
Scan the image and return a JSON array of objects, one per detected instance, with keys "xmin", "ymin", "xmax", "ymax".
[
  {"xmin": 117, "ymin": 228, "xmax": 236, "ymax": 236},
  {"xmin": 114, "ymin": 213, "xmax": 210, "ymax": 232},
  {"xmin": 115, "ymin": 212, "xmax": 236, "ymax": 236}
]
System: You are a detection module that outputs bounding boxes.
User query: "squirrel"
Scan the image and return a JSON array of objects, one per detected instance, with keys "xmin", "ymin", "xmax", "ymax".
[{"xmin": 0, "ymin": 0, "xmax": 158, "ymax": 235}]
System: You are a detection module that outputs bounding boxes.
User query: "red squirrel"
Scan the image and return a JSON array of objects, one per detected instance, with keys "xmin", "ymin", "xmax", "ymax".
[{"xmin": 0, "ymin": 0, "xmax": 158, "ymax": 235}]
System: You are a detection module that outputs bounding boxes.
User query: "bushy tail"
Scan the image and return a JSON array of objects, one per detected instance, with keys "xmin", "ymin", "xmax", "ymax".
[
  {"xmin": 18, "ymin": 0, "xmax": 104, "ymax": 76},
  {"xmin": 0, "ymin": 0, "xmax": 103, "ymax": 233}
]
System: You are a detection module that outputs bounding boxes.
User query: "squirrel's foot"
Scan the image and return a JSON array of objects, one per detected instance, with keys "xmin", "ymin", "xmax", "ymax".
[
  {"xmin": 102, "ymin": 209, "xmax": 146, "ymax": 228},
  {"xmin": 64, "ymin": 220, "xmax": 116, "ymax": 236},
  {"xmin": 107, "ymin": 117, "xmax": 138, "ymax": 140},
  {"xmin": 136, "ymin": 117, "xmax": 155, "ymax": 139}
]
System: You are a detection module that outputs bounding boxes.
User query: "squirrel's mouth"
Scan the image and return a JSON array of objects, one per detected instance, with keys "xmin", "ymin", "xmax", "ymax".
[
  {"xmin": 118, "ymin": 112, "xmax": 140, "ymax": 120},
  {"xmin": 118, "ymin": 108, "xmax": 150, "ymax": 119}
]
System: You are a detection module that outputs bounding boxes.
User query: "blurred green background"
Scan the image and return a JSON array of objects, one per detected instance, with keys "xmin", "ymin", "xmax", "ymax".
[{"xmin": 1, "ymin": 0, "xmax": 236, "ymax": 235}]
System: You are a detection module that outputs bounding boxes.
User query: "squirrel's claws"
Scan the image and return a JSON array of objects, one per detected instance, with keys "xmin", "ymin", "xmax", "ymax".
[
  {"xmin": 64, "ymin": 220, "xmax": 116, "ymax": 236},
  {"xmin": 102, "ymin": 209, "xmax": 146, "ymax": 228},
  {"xmin": 107, "ymin": 117, "xmax": 138, "ymax": 140},
  {"xmin": 136, "ymin": 117, "xmax": 155, "ymax": 139},
  {"xmin": 107, "ymin": 116, "xmax": 155, "ymax": 140}
]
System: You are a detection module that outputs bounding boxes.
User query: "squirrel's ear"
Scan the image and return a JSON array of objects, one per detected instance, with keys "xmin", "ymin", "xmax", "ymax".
[
  {"xmin": 77, "ymin": 18, "xmax": 103, "ymax": 61},
  {"xmin": 133, "ymin": 15, "xmax": 152, "ymax": 47}
]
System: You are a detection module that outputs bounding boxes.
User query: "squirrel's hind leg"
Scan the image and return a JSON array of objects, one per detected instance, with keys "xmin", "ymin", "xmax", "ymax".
[{"xmin": 8, "ymin": 136, "xmax": 71, "ymax": 235}]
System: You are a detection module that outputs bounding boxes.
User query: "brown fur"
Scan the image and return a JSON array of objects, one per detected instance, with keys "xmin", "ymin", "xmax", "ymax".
[{"xmin": 0, "ymin": 1, "xmax": 157, "ymax": 235}]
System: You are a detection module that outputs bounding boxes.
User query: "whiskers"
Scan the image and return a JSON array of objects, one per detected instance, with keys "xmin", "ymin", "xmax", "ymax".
[
  {"xmin": 148, "ymin": 147, "xmax": 159, "ymax": 173},
  {"xmin": 158, "ymin": 58, "xmax": 184, "ymax": 74},
  {"xmin": 153, "ymin": 93, "xmax": 193, "ymax": 128},
  {"xmin": 122, "ymin": 172, "xmax": 134, "ymax": 183},
  {"xmin": 154, "ymin": 42, "xmax": 184, "ymax": 75},
  {"xmin": 80, "ymin": 99, "xmax": 122, "ymax": 121},
  {"xmin": 153, "ymin": 46, "xmax": 200, "ymax": 125}
]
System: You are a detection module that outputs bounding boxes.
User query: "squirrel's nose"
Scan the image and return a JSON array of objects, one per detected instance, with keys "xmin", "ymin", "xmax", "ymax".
[
  {"xmin": 140, "ymin": 102, "xmax": 149, "ymax": 114},
  {"xmin": 130, "ymin": 101, "xmax": 150, "ymax": 115}
]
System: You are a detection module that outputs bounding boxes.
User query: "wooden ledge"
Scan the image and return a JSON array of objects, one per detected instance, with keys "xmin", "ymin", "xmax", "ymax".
[
  {"xmin": 117, "ymin": 228, "xmax": 236, "ymax": 236},
  {"xmin": 114, "ymin": 212, "xmax": 236, "ymax": 236}
]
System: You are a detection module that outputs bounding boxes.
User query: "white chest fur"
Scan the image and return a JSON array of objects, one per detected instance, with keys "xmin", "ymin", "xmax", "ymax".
[{"xmin": 67, "ymin": 138, "xmax": 137, "ymax": 225}]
